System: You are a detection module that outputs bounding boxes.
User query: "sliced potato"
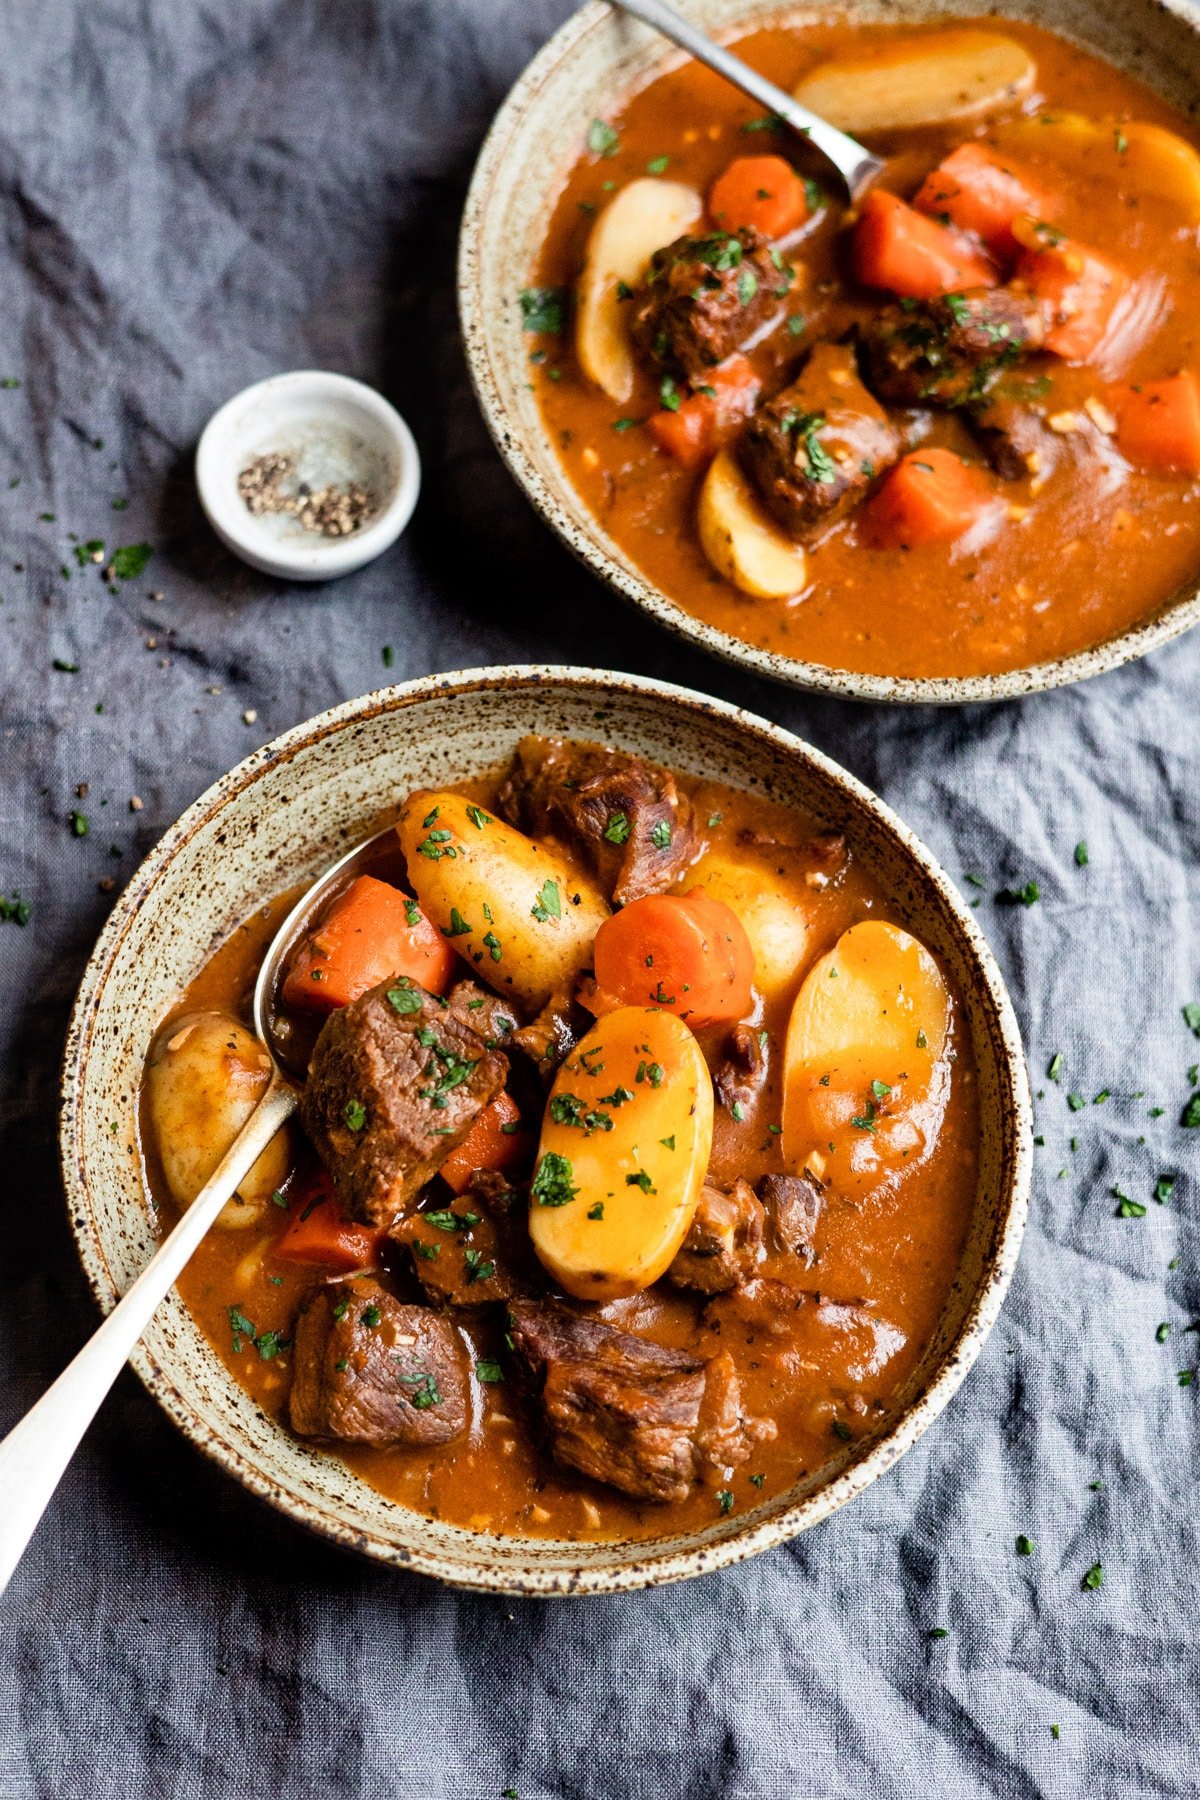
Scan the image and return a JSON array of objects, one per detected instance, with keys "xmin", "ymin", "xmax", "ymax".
[
  {"xmin": 528, "ymin": 1006, "xmax": 714, "ymax": 1300},
  {"xmin": 698, "ymin": 447, "xmax": 808, "ymax": 600},
  {"xmin": 576, "ymin": 177, "xmax": 703, "ymax": 402},
  {"xmin": 145, "ymin": 1011, "xmax": 292, "ymax": 1228},
  {"xmin": 688, "ymin": 850, "xmax": 814, "ymax": 1001},
  {"xmin": 794, "ymin": 30, "xmax": 1035, "ymax": 133},
  {"xmin": 396, "ymin": 790, "xmax": 609, "ymax": 1013},
  {"xmin": 782, "ymin": 921, "xmax": 950, "ymax": 1199},
  {"xmin": 995, "ymin": 114, "xmax": 1200, "ymax": 223}
]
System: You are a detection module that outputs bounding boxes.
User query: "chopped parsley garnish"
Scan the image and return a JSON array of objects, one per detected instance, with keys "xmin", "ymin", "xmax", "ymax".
[
  {"xmin": 475, "ymin": 1360, "xmax": 504, "ymax": 1383},
  {"xmin": 442, "ymin": 906, "xmax": 473, "ymax": 938},
  {"xmin": 532, "ymin": 1150, "xmax": 579, "ymax": 1207},
  {"xmin": 871, "ymin": 1079, "xmax": 891, "ymax": 1100},
  {"xmin": 650, "ymin": 819, "xmax": 672, "ymax": 850},
  {"xmin": 587, "ymin": 1202, "xmax": 604, "ymax": 1221},
  {"xmin": 659, "ymin": 375, "xmax": 682, "ymax": 413},
  {"xmin": 1184, "ymin": 1002, "xmax": 1200, "ymax": 1038},
  {"xmin": 403, "ymin": 1371, "xmax": 442, "ymax": 1410},
  {"xmin": 612, "ymin": 416, "xmax": 643, "ymax": 432},
  {"xmin": 413, "ymin": 1241, "xmax": 440, "ymax": 1261},
  {"xmin": 1156, "ymin": 1174, "xmax": 1176, "ymax": 1204},
  {"xmin": 69, "ymin": 810, "xmax": 89, "ymax": 837},
  {"xmin": 604, "ymin": 811, "xmax": 630, "ymax": 845},
  {"xmin": 227, "ymin": 1306, "xmax": 257, "ymax": 1354},
  {"xmin": 1114, "ymin": 1188, "xmax": 1146, "ymax": 1218},
  {"xmin": 1067, "ymin": 1093, "xmax": 1086, "ymax": 1113},
  {"xmin": 360, "ymin": 1303, "xmax": 382, "ymax": 1327},
  {"xmin": 483, "ymin": 930, "xmax": 503, "ymax": 962},
  {"xmin": 717, "ymin": 1489, "xmax": 735, "ymax": 1515},
  {"xmin": 387, "ymin": 981, "xmax": 423, "ymax": 1016},
  {"xmin": 343, "ymin": 1098, "xmax": 367, "ymax": 1132},
  {"xmin": 736, "ymin": 268, "xmax": 758, "ymax": 306},
  {"xmin": 404, "ymin": 900, "xmax": 421, "ymax": 926},
  {"xmin": 587, "ymin": 118, "xmax": 620, "ymax": 157},
  {"xmin": 626, "ymin": 1169, "xmax": 655, "ymax": 1193},
  {"xmin": 1075, "ymin": 841, "xmax": 1089, "ymax": 867},
  {"xmin": 1081, "ymin": 1563, "xmax": 1104, "ymax": 1591},
  {"xmin": 730, "ymin": 1101, "xmax": 746, "ymax": 1123},
  {"xmin": 464, "ymin": 1249, "xmax": 495, "ymax": 1284},
  {"xmin": 597, "ymin": 1086, "xmax": 633, "ymax": 1108},
  {"xmin": 519, "ymin": 286, "xmax": 566, "ymax": 334},
  {"xmin": 1047, "ymin": 1052, "xmax": 1064, "ymax": 1081},
  {"xmin": 417, "ymin": 828, "xmax": 455, "ymax": 860},
  {"xmin": 424, "ymin": 1209, "xmax": 479, "ymax": 1233},
  {"xmin": 1000, "ymin": 880, "xmax": 1040, "ymax": 906},
  {"xmin": 465, "ymin": 804, "xmax": 492, "ymax": 830},
  {"xmin": 381, "ymin": 644, "xmax": 394, "ymax": 668},
  {"xmin": 1182, "ymin": 1092, "xmax": 1200, "ymax": 1129},
  {"xmin": 111, "ymin": 542, "xmax": 152, "ymax": 580},
  {"xmin": 741, "ymin": 112, "xmax": 784, "ymax": 133},
  {"xmin": 1157, "ymin": 1322, "xmax": 1171, "ymax": 1343},
  {"xmin": 1015, "ymin": 1534, "xmax": 1034, "ymax": 1556},
  {"xmin": 531, "ymin": 879, "xmax": 561, "ymax": 922},
  {"xmin": 850, "ymin": 1100, "xmax": 877, "ymax": 1134},
  {"xmin": 0, "ymin": 893, "xmax": 31, "ymax": 926}
]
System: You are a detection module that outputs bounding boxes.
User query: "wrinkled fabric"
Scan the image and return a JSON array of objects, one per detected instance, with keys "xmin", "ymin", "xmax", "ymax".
[{"xmin": 0, "ymin": 2, "xmax": 1198, "ymax": 1796}]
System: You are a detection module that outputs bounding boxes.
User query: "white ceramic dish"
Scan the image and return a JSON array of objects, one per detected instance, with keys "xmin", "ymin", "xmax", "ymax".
[
  {"xmin": 195, "ymin": 370, "xmax": 421, "ymax": 581},
  {"xmin": 458, "ymin": 0, "xmax": 1200, "ymax": 702},
  {"xmin": 59, "ymin": 667, "xmax": 1032, "ymax": 1594}
]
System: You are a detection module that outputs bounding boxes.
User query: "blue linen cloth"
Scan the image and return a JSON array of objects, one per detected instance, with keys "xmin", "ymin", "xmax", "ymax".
[{"xmin": 0, "ymin": 2, "xmax": 1197, "ymax": 1794}]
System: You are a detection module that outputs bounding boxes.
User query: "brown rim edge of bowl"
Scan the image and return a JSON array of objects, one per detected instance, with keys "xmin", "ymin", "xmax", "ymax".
[{"xmin": 59, "ymin": 665, "xmax": 1033, "ymax": 1594}]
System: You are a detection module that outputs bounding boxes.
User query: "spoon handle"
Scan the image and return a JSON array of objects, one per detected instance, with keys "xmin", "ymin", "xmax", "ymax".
[
  {"xmin": 0, "ymin": 1077, "xmax": 297, "ymax": 1599},
  {"xmin": 609, "ymin": 0, "xmax": 884, "ymax": 199}
]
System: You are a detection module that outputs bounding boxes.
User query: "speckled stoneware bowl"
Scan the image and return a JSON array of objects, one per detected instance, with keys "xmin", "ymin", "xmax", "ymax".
[
  {"xmin": 60, "ymin": 668, "xmax": 1031, "ymax": 1594},
  {"xmin": 459, "ymin": 0, "xmax": 1200, "ymax": 704}
]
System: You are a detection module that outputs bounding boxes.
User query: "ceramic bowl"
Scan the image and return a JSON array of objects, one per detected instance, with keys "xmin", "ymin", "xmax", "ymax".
[
  {"xmin": 60, "ymin": 668, "xmax": 1031, "ymax": 1594},
  {"xmin": 458, "ymin": 0, "xmax": 1200, "ymax": 703}
]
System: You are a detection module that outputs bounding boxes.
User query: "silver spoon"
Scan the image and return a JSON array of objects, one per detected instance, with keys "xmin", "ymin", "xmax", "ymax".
[
  {"xmin": 610, "ymin": 0, "xmax": 884, "ymax": 201},
  {"xmin": 0, "ymin": 823, "xmax": 397, "ymax": 1597}
]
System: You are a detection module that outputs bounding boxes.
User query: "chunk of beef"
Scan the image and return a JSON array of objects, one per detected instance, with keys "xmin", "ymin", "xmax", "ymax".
[
  {"xmin": 393, "ymin": 1195, "xmax": 532, "ymax": 1306},
  {"xmin": 508, "ymin": 1299, "xmax": 773, "ymax": 1502},
  {"xmin": 703, "ymin": 1276, "xmax": 809, "ymax": 1344},
  {"xmin": 289, "ymin": 1277, "xmax": 468, "ymax": 1446},
  {"xmin": 466, "ymin": 1166, "xmax": 525, "ymax": 1218},
  {"xmin": 496, "ymin": 735, "xmax": 697, "ymax": 907},
  {"xmin": 860, "ymin": 287, "xmax": 1045, "ymax": 408},
  {"xmin": 737, "ymin": 827, "xmax": 848, "ymax": 891},
  {"xmin": 711, "ymin": 1020, "xmax": 768, "ymax": 1117},
  {"xmin": 738, "ymin": 342, "xmax": 899, "ymax": 540},
  {"xmin": 757, "ymin": 1172, "xmax": 823, "ymax": 1264},
  {"xmin": 667, "ymin": 1179, "xmax": 766, "ymax": 1294},
  {"xmin": 970, "ymin": 394, "xmax": 1062, "ymax": 480},
  {"xmin": 446, "ymin": 979, "xmax": 520, "ymax": 1050},
  {"xmin": 512, "ymin": 985, "xmax": 587, "ymax": 1081},
  {"xmin": 630, "ymin": 228, "xmax": 792, "ymax": 381},
  {"xmin": 300, "ymin": 978, "xmax": 508, "ymax": 1227}
]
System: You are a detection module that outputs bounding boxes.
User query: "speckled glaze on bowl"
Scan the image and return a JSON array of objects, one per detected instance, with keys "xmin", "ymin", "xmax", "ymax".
[
  {"xmin": 458, "ymin": 0, "xmax": 1200, "ymax": 703},
  {"xmin": 60, "ymin": 668, "xmax": 1031, "ymax": 1594}
]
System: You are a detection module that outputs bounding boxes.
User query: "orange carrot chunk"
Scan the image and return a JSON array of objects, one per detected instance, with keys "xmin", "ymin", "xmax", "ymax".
[
  {"xmin": 1013, "ymin": 220, "xmax": 1130, "ymax": 362},
  {"xmin": 590, "ymin": 888, "xmax": 755, "ymax": 1029},
  {"xmin": 276, "ymin": 1184, "xmax": 385, "ymax": 1271},
  {"xmin": 439, "ymin": 1091, "xmax": 530, "ymax": 1195},
  {"xmin": 853, "ymin": 189, "xmax": 997, "ymax": 300},
  {"xmin": 913, "ymin": 143, "xmax": 1060, "ymax": 260},
  {"xmin": 708, "ymin": 154, "xmax": 810, "ymax": 239},
  {"xmin": 1112, "ymin": 371, "xmax": 1200, "ymax": 476},
  {"xmin": 646, "ymin": 355, "xmax": 762, "ymax": 469},
  {"xmin": 281, "ymin": 874, "xmax": 457, "ymax": 1014},
  {"xmin": 865, "ymin": 448, "xmax": 994, "ymax": 549}
]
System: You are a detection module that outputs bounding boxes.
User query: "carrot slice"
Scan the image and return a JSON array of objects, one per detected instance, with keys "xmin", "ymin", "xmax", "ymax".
[
  {"xmin": 1112, "ymin": 371, "xmax": 1200, "ymax": 476},
  {"xmin": 281, "ymin": 874, "xmax": 457, "ymax": 1013},
  {"xmin": 853, "ymin": 189, "xmax": 997, "ymax": 299},
  {"xmin": 275, "ymin": 1184, "xmax": 385, "ymax": 1271},
  {"xmin": 439, "ymin": 1091, "xmax": 530, "ymax": 1195},
  {"xmin": 709, "ymin": 154, "xmax": 809, "ymax": 239},
  {"xmin": 590, "ymin": 888, "xmax": 755, "ymax": 1028},
  {"xmin": 646, "ymin": 355, "xmax": 762, "ymax": 469},
  {"xmin": 865, "ymin": 448, "xmax": 994, "ymax": 548},
  {"xmin": 913, "ymin": 143, "xmax": 1060, "ymax": 260},
  {"xmin": 1013, "ymin": 220, "xmax": 1129, "ymax": 362}
]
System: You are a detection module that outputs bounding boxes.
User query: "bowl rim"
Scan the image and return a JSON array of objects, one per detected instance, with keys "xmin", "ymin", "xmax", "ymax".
[
  {"xmin": 456, "ymin": 0, "xmax": 1200, "ymax": 705},
  {"xmin": 59, "ymin": 664, "xmax": 1032, "ymax": 1593}
]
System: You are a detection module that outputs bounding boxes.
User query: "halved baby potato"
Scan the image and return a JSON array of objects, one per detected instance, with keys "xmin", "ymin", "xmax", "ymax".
[
  {"xmin": 145, "ymin": 1012, "xmax": 292, "ymax": 1228},
  {"xmin": 782, "ymin": 921, "xmax": 951, "ymax": 1200},
  {"xmin": 396, "ymin": 790, "xmax": 609, "ymax": 1013},
  {"xmin": 688, "ymin": 850, "xmax": 814, "ymax": 1001},
  {"xmin": 576, "ymin": 176, "xmax": 703, "ymax": 402},
  {"xmin": 794, "ymin": 30, "xmax": 1035, "ymax": 133},
  {"xmin": 698, "ymin": 447, "xmax": 808, "ymax": 600},
  {"xmin": 528, "ymin": 1006, "xmax": 714, "ymax": 1301},
  {"xmin": 993, "ymin": 114, "xmax": 1200, "ymax": 224}
]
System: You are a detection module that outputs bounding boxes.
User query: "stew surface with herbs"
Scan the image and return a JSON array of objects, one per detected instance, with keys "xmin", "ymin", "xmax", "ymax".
[
  {"xmin": 141, "ymin": 738, "xmax": 977, "ymax": 1542},
  {"xmin": 526, "ymin": 17, "xmax": 1200, "ymax": 680}
]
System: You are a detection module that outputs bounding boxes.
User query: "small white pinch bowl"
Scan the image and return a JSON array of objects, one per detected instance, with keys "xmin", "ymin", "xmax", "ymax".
[{"xmin": 195, "ymin": 371, "xmax": 421, "ymax": 582}]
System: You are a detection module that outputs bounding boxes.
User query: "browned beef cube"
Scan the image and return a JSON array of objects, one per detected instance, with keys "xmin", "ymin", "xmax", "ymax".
[
  {"xmin": 758, "ymin": 1172, "xmax": 823, "ymax": 1264},
  {"xmin": 508, "ymin": 1299, "xmax": 773, "ymax": 1502},
  {"xmin": 512, "ymin": 985, "xmax": 587, "ymax": 1081},
  {"xmin": 393, "ymin": 1196, "xmax": 531, "ymax": 1306},
  {"xmin": 970, "ymin": 395, "xmax": 1061, "ymax": 480},
  {"xmin": 289, "ymin": 1278, "xmax": 468, "ymax": 1446},
  {"xmin": 300, "ymin": 978, "xmax": 508, "ymax": 1227},
  {"xmin": 466, "ymin": 1167, "xmax": 525, "ymax": 1217},
  {"xmin": 703, "ymin": 1276, "xmax": 809, "ymax": 1344},
  {"xmin": 667, "ymin": 1179, "xmax": 766, "ymax": 1294},
  {"xmin": 446, "ymin": 979, "xmax": 520, "ymax": 1049},
  {"xmin": 738, "ymin": 342, "xmax": 899, "ymax": 540},
  {"xmin": 860, "ymin": 287, "xmax": 1045, "ymax": 408},
  {"xmin": 736, "ymin": 827, "xmax": 848, "ymax": 892},
  {"xmin": 711, "ymin": 1020, "xmax": 768, "ymax": 1118},
  {"xmin": 496, "ymin": 735, "xmax": 697, "ymax": 907},
  {"xmin": 630, "ymin": 228, "xmax": 793, "ymax": 381}
]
